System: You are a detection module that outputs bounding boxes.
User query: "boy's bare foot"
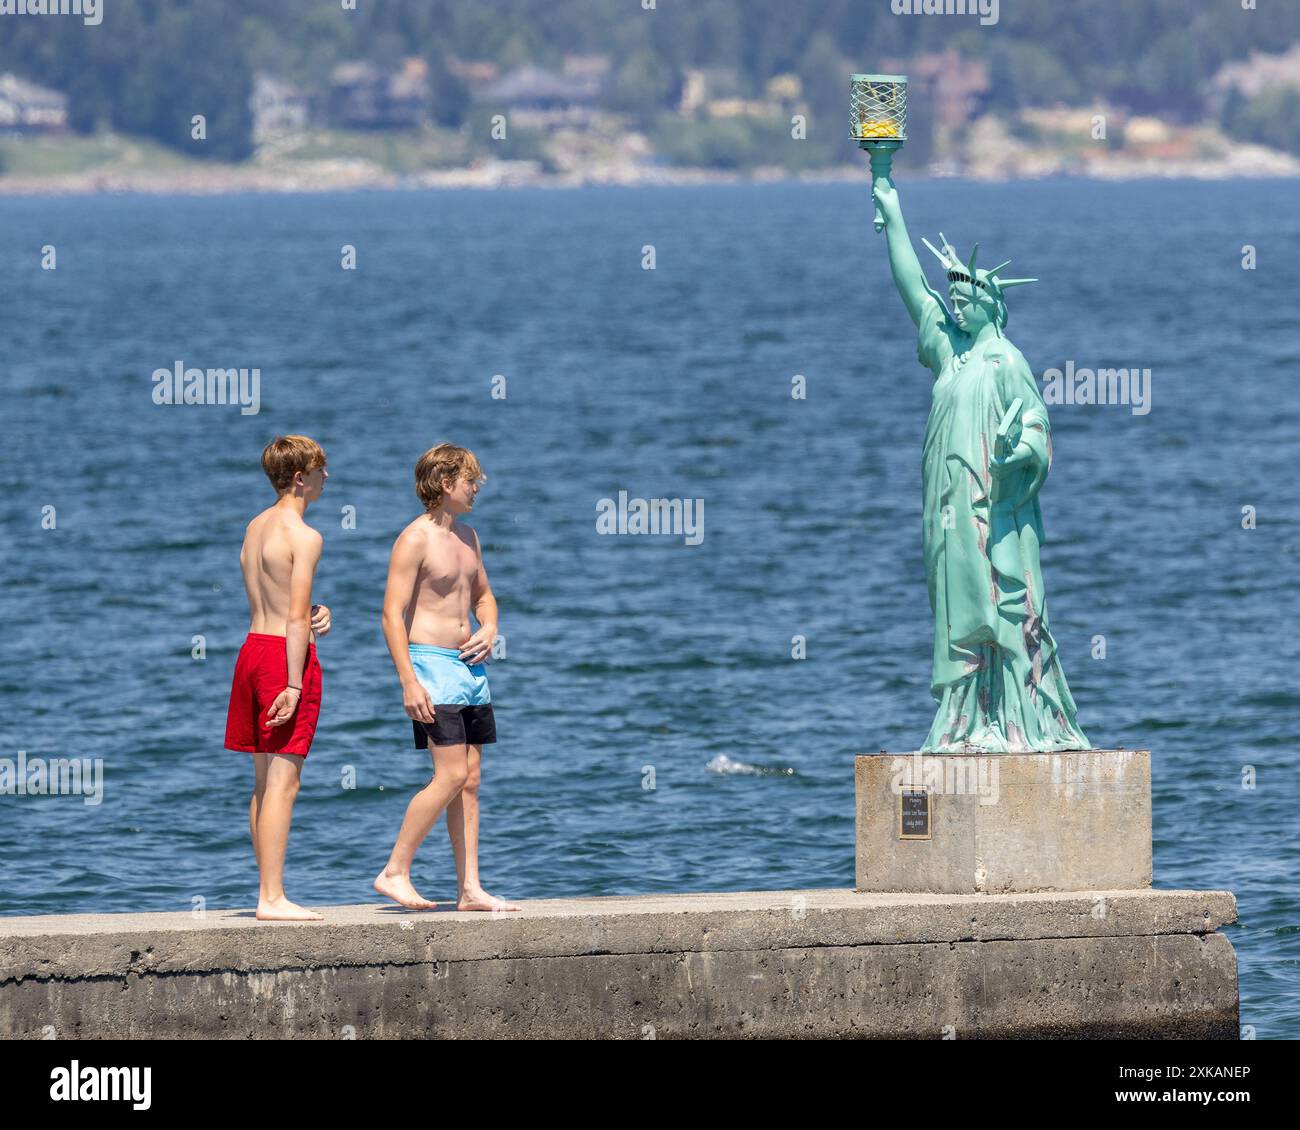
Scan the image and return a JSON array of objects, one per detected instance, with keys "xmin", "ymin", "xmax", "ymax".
[
  {"xmin": 374, "ymin": 870, "xmax": 438, "ymax": 909},
  {"xmin": 457, "ymin": 886, "xmax": 520, "ymax": 912},
  {"xmin": 256, "ymin": 896, "xmax": 324, "ymax": 922}
]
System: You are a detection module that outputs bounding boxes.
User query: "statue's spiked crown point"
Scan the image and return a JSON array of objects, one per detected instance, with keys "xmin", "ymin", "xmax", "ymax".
[{"xmin": 920, "ymin": 237, "xmax": 951, "ymax": 269}]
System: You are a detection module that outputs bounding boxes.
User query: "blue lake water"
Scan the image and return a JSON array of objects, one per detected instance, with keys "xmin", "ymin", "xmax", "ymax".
[{"xmin": 0, "ymin": 179, "xmax": 1296, "ymax": 1037}]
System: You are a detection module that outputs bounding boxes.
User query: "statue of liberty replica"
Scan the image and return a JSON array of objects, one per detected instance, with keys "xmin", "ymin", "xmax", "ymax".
[{"xmin": 870, "ymin": 174, "xmax": 1092, "ymax": 755}]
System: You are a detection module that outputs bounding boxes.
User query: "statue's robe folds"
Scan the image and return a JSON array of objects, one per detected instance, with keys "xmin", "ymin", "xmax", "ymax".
[{"xmin": 915, "ymin": 296, "xmax": 1090, "ymax": 752}]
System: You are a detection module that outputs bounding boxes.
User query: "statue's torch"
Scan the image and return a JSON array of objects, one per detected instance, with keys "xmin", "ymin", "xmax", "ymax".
[{"xmin": 851, "ymin": 73, "xmax": 908, "ymax": 233}]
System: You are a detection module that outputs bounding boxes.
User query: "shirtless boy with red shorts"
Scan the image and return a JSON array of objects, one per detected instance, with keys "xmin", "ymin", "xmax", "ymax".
[{"xmin": 224, "ymin": 434, "xmax": 333, "ymax": 921}]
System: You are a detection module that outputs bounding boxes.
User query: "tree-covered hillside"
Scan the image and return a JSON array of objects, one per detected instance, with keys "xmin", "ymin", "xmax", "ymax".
[{"xmin": 1, "ymin": 0, "xmax": 1297, "ymax": 164}]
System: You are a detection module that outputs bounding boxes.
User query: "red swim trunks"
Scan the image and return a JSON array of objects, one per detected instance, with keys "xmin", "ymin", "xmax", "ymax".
[{"xmin": 224, "ymin": 633, "xmax": 322, "ymax": 757}]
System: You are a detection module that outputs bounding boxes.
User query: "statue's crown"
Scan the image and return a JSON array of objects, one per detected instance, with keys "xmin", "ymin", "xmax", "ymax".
[{"xmin": 920, "ymin": 233, "xmax": 1037, "ymax": 300}]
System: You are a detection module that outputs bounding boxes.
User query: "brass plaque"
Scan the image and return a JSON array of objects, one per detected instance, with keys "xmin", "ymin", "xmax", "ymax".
[{"xmin": 898, "ymin": 788, "xmax": 932, "ymax": 840}]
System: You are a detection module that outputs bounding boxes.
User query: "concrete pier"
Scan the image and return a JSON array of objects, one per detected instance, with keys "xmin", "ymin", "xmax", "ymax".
[{"xmin": 0, "ymin": 887, "xmax": 1238, "ymax": 1039}]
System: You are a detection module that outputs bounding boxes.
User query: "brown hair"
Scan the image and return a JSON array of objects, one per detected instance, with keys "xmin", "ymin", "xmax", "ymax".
[
  {"xmin": 414, "ymin": 443, "xmax": 484, "ymax": 511},
  {"xmin": 261, "ymin": 435, "xmax": 326, "ymax": 493}
]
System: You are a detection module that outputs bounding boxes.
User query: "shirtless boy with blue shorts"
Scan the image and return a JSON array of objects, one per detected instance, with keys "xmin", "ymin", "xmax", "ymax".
[{"xmin": 373, "ymin": 443, "xmax": 519, "ymax": 912}]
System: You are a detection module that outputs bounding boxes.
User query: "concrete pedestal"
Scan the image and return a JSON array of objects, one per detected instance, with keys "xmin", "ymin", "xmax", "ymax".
[{"xmin": 856, "ymin": 750, "xmax": 1152, "ymax": 894}]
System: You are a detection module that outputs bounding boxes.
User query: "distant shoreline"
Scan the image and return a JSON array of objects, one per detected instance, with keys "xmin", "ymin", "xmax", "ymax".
[{"xmin": 3, "ymin": 159, "xmax": 1299, "ymax": 199}]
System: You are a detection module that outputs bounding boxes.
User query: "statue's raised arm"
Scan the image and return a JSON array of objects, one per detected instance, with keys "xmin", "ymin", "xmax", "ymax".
[{"xmin": 871, "ymin": 178, "xmax": 933, "ymax": 329}]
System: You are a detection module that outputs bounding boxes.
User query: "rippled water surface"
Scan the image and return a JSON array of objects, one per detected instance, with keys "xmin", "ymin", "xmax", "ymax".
[{"xmin": 1, "ymin": 180, "xmax": 1296, "ymax": 1036}]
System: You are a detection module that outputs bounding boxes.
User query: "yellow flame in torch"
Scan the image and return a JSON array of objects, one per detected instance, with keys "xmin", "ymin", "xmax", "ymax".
[{"xmin": 858, "ymin": 119, "xmax": 900, "ymax": 139}]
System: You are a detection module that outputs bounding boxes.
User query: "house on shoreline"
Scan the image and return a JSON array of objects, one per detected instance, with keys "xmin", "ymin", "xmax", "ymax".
[
  {"xmin": 471, "ymin": 62, "xmax": 606, "ymax": 128},
  {"xmin": 329, "ymin": 59, "xmax": 431, "ymax": 130},
  {"xmin": 0, "ymin": 73, "xmax": 68, "ymax": 134},
  {"xmin": 250, "ymin": 76, "xmax": 310, "ymax": 143}
]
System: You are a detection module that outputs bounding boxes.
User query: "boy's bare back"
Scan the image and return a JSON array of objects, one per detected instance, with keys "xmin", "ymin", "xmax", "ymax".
[{"xmin": 240, "ymin": 506, "xmax": 322, "ymax": 637}]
